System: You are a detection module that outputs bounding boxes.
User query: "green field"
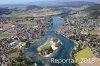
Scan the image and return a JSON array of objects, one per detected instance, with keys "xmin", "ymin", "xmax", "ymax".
[
  {"xmin": 37, "ymin": 38, "xmax": 51, "ymax": 51},
  {"xmin": 89, "ymin": 30, "xmax": 100, "ymax": 35},
  {"xmin": 75, "ymin": 48, "xmax": 94, "ymax": 63}
]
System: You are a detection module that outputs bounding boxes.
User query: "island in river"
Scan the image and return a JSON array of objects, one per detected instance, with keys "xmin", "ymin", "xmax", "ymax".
[
  {"xmin": 37, "ymin": 38, "xmax": 62, "ymax": 57},
  {"xmin": 24, "ymin": 16, "xmax": 76, "ymax": 66},
  {"xmin": 0, "ymin": 1, "xmax": 100, "ymax": 66}
]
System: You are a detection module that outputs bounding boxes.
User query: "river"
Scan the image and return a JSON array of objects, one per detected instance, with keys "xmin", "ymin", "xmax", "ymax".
[{"xmin": 25, "ymin": 16, "xmax": 75, "ymax": 66}]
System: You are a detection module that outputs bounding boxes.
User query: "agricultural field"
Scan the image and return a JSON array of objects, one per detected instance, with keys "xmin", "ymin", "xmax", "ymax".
[
  {"xmin": 75, "ymin": 48, "xmax": 94, "ymax": 63},
  {"xmin": 89, "ymin": 30, "xmax": 100, "ymax": 35},
  {"xmin": 6, "ymin": 9, "xmax": 62, "ymax": 18}
]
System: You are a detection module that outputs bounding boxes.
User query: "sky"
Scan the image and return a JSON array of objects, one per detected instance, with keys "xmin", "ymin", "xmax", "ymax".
[{"xmin": 0, "ymin": 0, "xmax": 99, "ymax": 4}]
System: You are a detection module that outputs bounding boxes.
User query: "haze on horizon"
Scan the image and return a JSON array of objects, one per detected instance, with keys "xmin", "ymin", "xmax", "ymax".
[{"xmin": 0, "ymin": 0, "xmax": 99, "ymax": 4}]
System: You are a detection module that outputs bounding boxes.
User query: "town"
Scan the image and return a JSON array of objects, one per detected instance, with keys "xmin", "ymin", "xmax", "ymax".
[
  {"xmin": 0, "ymin": 15, "xmax": 52, "ymax": 66},
  {"xmin": 0, "ymin": 0, "xmax": 100, "ymax": 66}
]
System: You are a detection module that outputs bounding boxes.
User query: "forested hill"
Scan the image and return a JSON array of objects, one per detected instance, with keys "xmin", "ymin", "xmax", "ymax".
[
  {"xmin": 45, "ymin": 1, "xmax": 96, "ymax": 8},
  {"xmin": 85, "ymin": 4, "xmax": 100, "ymax": 19},
  {"xmin": 0, "ymin": 8, "xmax": 12, "ymax": 15},
  {"xmin": 26, "ymin": 5, "xmax": 42, "ymax": 10}
]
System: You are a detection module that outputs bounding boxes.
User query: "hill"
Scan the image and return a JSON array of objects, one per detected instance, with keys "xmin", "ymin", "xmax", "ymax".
[
  {"xmin": 0, "ymin": 8, "xmax": 12, "ymax": 15},
  {"xmin": 85, "ymin": 4, "xmax": 100, "ymax": 19},
  {"xmin": 26, "ymin": 5, "xmax": 42, "ymax": 10},
  {"xmin": 47, "ymin": 1, "xmax": 95, "ymax": 8},
  {"xmin": 30, "ymin": 1, "xmax": 96, "ymax": 8}
]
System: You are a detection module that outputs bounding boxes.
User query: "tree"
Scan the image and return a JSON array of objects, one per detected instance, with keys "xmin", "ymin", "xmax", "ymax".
[
  {"xmin": 26, "ymin": 41, "xmax": 31, "ymax": 48},
  {"xmin": 55, "ymin": 42, "xmax": 61, "ymax": 47},
  {"xmin": 53, "ymin": 38, "xmax": 58, "ymax": 43}
]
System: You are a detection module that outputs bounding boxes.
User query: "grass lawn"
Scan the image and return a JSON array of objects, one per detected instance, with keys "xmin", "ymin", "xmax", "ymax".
[
  {"xmin": 0, "ymin": 33, "xmax": 11, "ymax": 40},
  {"xmin": 0, "ymin": 31, "xmax": 15, "ymax": 40},
  {"xmin": 19, "ymin": 21, "xmax": 34, "ymax": 27},
  {"xmin": 8, "ymin": 51, "xmax": 20, "ymax": 58},
  {"xmin": 89, "ymin": 30, "xmax": 100, "ymax": 35},
  {"xmin": 75, "ymin": 48, "xmax": 94, "ymax": 63},
  {"xmin": 37, "ymin": 38, "xmax": 51, "ymax": 51}
]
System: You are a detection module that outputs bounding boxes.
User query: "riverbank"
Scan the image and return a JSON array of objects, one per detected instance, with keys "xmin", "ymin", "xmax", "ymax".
[
  {"xmin": 56, "ymin": 11, "xmax": 100, "ymax": 66},
  {"xmin": 23, "ymin": 16, "xmax": 75, "ymax": 66}
]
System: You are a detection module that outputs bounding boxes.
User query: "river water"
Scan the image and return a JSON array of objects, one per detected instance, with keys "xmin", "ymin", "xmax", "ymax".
[{"xmin": 25, "ymin": 16, "xmax": 75, "ymax": 66}]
